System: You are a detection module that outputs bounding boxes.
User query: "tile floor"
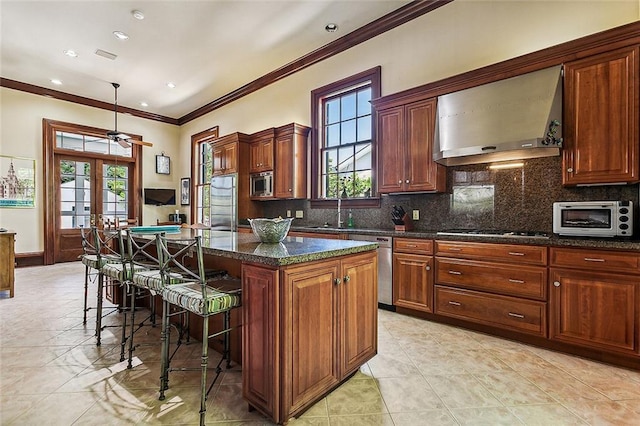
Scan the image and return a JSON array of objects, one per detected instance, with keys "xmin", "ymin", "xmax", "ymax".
[{"xmin": 2, "ymin": 262, "xmax": 640, "ymax": 425}]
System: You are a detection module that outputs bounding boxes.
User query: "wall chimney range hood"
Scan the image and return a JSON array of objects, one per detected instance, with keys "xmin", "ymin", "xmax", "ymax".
[{"xmin": 433, "ymin": 65, "xmax": 563, "ymax": 166}]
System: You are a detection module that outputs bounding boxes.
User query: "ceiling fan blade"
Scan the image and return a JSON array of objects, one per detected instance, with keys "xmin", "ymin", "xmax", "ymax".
[
  {"xmin": 127, "ymin": 139, "xmax": 153, "ymax": 147},
  {"xmin": 116, "ymin": 139, "xmax": 130, "ymax": 149}
]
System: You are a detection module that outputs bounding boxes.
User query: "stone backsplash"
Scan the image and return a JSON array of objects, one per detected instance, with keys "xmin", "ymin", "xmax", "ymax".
[{"xmin": 260, "ymin": 156, "xmax": 639, "ymax": 234}]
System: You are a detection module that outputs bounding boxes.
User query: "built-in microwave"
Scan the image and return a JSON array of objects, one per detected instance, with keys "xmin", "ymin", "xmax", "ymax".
[
  {"xmin": 552, "ymin": 201, "xmax": 634, "ymax": 237},
  {"xmin": 250, "ymin": 171, "xmax": 273, "ymax": 198}
]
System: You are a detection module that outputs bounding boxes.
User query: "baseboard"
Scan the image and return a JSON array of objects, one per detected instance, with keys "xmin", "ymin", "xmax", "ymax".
[{"xmin": 15, "ymin": 252, "xmax": 45, "ymax": 267}]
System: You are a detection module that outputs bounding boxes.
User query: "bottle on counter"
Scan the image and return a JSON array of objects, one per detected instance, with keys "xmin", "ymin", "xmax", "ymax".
[{"xmin": 347, "ymin": 209, "xmax": 355, "ymax": 228}]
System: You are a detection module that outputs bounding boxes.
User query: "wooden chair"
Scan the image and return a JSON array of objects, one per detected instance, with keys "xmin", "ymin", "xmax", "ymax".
[
  {"xmin": 155, "ymin": 233, "xmax": 241, "ymax": 426},
  {"xmin": 157, "ymin": 219, "xmax": 181, "ymax": 226}
]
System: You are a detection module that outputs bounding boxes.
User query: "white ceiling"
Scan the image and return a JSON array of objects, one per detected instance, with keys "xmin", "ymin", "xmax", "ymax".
[{"xmin": 1, "ymin": 0, "xmax": 411, "ymax": 119}]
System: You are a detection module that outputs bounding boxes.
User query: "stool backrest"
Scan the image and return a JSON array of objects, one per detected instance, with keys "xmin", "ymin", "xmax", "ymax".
[
  {"xmin": 90, "ymin": 226, "xmax": 125, "ymax": 261},
  {"xmin": 124, "ymin": 229, "xmax": 161, "ymax": 274}
]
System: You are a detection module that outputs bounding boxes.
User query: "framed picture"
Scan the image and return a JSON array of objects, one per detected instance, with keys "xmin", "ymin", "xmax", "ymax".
[
  {"xmin": 180, "ymin": 177, "xmax": 190, "ymax": 205},
  {"xmin": 156, "ymin": 153, "xmax": 170, "ymax": 175},
  {"xmin": 0, "ymin": 155, "xmax": 36, "ymax": 208}
]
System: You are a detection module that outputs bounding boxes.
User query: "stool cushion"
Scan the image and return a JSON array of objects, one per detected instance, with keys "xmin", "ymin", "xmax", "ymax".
[
  {"xmin": 132, "ymin": 269, "xmax": 185, "ymax": 295},
  {"xmin": 162, "ymin": 282, "xmax": 241, "ymax": 316},
  {"xmin": 81, "ymin": 254, "xmax": 121, "ymax": 270},
  {"xmin": 102, "ymin": 262, "xmax": 148, "ymax": 282}
]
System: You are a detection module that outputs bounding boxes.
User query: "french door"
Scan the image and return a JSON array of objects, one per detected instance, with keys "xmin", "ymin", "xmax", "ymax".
[{"xmin": 44, "ymin": 119, "xmax": 142, "ymax": 264}]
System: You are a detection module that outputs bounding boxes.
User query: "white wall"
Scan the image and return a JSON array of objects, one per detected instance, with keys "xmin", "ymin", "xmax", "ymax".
[{"xmin": 1, "ymin": 0, "xmax": 638, "ymax": 254}]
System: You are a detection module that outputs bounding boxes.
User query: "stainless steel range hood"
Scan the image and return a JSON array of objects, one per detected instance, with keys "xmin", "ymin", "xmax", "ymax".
[{"xmin": 433, "ymin": 65, "xmax": 563, "ymax": 166}]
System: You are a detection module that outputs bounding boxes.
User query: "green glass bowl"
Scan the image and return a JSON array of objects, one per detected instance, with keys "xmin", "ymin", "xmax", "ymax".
[{"xmin": 248, "ymin": 217, "xmax": 294, "ymax": 243}]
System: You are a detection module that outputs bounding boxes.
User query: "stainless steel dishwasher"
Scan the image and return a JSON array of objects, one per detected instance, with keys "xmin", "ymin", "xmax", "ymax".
[{"xmin": 348, "ymin": 234, "xmax": 394, "ymax": 310}]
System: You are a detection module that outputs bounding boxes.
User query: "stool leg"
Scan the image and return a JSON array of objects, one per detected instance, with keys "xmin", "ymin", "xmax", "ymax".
[
  {"xmin": 127, "ymin": 284, "xmax": 137, "ymax": 369},
  {"xmin": 83, "ymin": 264, "xmax": 90, "ymax": 325},
  {"xmin": 224, "ymin": 311, "xmax": 232, "ymax": 369},
  {"xmin": 119, "ymin": 282, "xmax": 129, "ymax": 363},
  {"xmin": 95, "ymin": 271, "xmax": 104, "ymax": 346},
  {"xmin": 159, "ymin": 298, "xmax": 170, "ymax": 400},
  {"xmin": 199, "ymin": 315, "xmax": 209, "ymax": 426}
]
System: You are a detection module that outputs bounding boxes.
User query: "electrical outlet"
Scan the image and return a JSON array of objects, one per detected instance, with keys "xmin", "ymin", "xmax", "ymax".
[
  {"xmin": 412, "ymin": 210, "xmax": 420, "ymax": 220},
  {"xmin": 286, "ymin": 210, "xmax": 292, "ymax": 218},
  {"xmin": 295, "ymin": 210, "xmax": 304, "ymax": 219}
]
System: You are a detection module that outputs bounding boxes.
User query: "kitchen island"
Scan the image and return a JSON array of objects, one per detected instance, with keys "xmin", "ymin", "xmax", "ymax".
[{"xmin": 162, "ymin": 229, "xmax": 379, "ymax": 424}]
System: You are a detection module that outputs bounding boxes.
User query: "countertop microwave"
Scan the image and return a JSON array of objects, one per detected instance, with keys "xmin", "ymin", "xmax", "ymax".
[
  {"xmin": 553, "ymin": 201, "xmax": 634, "ymax": 237},
  {"xmin": 250, "ymin": 171, "xmax": 273, "ymax": 198}
]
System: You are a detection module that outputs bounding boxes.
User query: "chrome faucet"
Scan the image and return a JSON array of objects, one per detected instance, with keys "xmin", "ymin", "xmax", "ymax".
[{"xmin": 337, "ymin": 197, "xmax": 343, "ymax": 228}]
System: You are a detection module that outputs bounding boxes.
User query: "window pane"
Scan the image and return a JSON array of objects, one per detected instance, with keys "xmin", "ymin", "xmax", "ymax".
[
  {"xmin": 341, "ymin": 119, "xmax": 356, "ymax": 144},
  {"xmin": 341, "ymin": 92, "xmax": 356, "ymax": 120},
  {"xmin": 325, "ymin": 123, "xmax": 340, "ymax": 147},
  {"xmin": 354, "ymin": 170, "xmax": 372, "ymax": 197},
  {"xmin": 355, "ymin": 143, "xmax": 371, "ymax": 171},
  {"xmin": 323, "ymin": 149, "xmax": 338, "ymax": 174},
  {"xmin": 325, "ymin": 98, "xmax": 340, "ymax": 124},
  {"xmin": 357, "ymin": 88, "xmax": 371, "ymax": 117},
  {"xmin": 338, "ymin": 146, "xmax": 354, "ymax": 172},
  {"xmin": 356, "ymin": 116, "xmax": 371, "ymax": 142}
]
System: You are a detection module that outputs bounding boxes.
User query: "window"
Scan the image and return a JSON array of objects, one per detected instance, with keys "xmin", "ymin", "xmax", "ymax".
[
  {"xmin": 191, "ymin": 127, "xmax": 219, "ymax": 226},
  {"xmin": 311, "ymin": 67, "xmax": 381, "ymax": 206}
]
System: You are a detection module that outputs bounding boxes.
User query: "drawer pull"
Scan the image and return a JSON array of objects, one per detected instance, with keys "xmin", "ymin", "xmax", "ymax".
[
  {"xmin": 508, "ymin": 278, "xmax": 525, "ymax": 284},
  {"xmin": 425, "ymin": 265, "xmax": 431, "ymax": 271},
  {"xmin": 508, "ymin": 312, "xmax": 525, "ymax": 319},
  {"xmin": 448, "ymin": 270, "xmax": 462, "ymax": 275},
  {"xmin": 584, "ymin": 257, "xmax": 605, "ymax": 262},
  {"xmin": 406, "ymin": 244, "xmax": 417, "ymax": 248},
  {"xmin": 508, "ymin": 252, "xmax": 525, "ymax": 256},
  {"xmin": 448, "ymin": 248, "xmax": 462, "ymax": 251},
  {"xmin": 448, "ymin": 301, "xmax": 461, "ymax": 306}
]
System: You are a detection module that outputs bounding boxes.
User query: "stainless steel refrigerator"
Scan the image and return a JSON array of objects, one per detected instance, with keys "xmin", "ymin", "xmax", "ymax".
[{"xmin": 210, "ymin": 174, "xmax": 237, "ymax": 231}]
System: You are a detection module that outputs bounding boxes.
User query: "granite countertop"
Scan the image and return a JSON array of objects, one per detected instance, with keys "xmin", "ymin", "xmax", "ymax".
[
  {"xmin": 160, "ymin": 229, "xmax": 378, "ymax": 267},
  {"xmin": 280, "ymin": 225, "xmax": 640, "ymax": 251}
]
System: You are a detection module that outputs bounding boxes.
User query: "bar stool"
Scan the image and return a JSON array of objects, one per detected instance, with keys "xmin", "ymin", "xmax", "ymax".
[{"xmin": 155, "ymin": 233, "xmax": 241, "ymax": 426}]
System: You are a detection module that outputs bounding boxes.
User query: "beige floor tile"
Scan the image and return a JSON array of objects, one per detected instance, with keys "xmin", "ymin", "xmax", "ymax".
[
  {"xmin": 450, "ymin": 406, "xmax": 524, "ymax": 425},
  {"xmin": 9, "ymin": 391, "xmax": 99, "ymax": 425},
  {"xmin": 328, "ymin": 413, "xmax": 394, "ymax": 426},
  {"xmin": 562, "ymin": 399, "xmax": 640, "ymax": 425},
  {"xmin": 516, "ymin": 369, "xmax": 608, "ymax": 402},
  {"xmin": 390, "ymin": 410, "xmax": 458, "ymax": 426},
  {"xmin": 0, "ymin": 393, "xmax": 46, "ymax": 424},
  {"xmin": 299, "ymin": 397, "xmax": 329, "ymax": 418},
  {"xmin": 376, "ymin": 375, "xmax": 444, "ymax": 412},
  {"xmin": 487, "ymin": 347, "xmax": 559, "ymax": 373},
  {"xmin": 326, "ymin": 377, "xmax": 387, "ymax": 416},
  {"xmin": 507, "ymin": 403, "xmax": 587, "ymax": 425},
  {"xmin": 366, "ymin": 352, "xmax": 420, "ymax": 379},
  {"xmin": 425, "ymin": 374, "xmax": 502, "ymax": 409},
  {"xmin": 566, "ymin": 368, "xmax": 640, "ymax": 400},
  {"xmin": 472, "ymin": 371, "xmax": 556, "ymax": 406}
]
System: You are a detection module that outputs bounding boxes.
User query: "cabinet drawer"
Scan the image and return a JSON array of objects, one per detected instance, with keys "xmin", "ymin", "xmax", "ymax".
[
  {"xmin": 435, "ymin": 240, "xmax": 547, "ymax": 265},
  {"xmin": 394, "ymin": 238, "xmax": 433, "ymax": 255},
  {"xmin": 550, "ymin": 247, "xmax": 640, "ymax": 274},
  {"xmin": 435, "ymin": 286, "xmax": 547, "ymax": 337},
  {"xmin": 435, "ymin": 258, "xmax": 547, "ymax": 300}
]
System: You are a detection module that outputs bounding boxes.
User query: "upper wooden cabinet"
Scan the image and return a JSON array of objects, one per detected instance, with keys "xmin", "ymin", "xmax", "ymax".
[
  {"xmin": 274, "ymin": 123, "xmax": 310, "ymax": 199},
  {"xmin": 563, "ymin": 46, "xmax": 639, "ymax": 185},
  {"xmin": 376, "ymin": 98, "xmax": 446, "ymax": 193},
  {"xmin": 212, "ymin": 132, "xmax": 251, "ymax": 176},
  {"xmin": 250, "ymin": 128, "xmax": 275, "ymax": 173}
]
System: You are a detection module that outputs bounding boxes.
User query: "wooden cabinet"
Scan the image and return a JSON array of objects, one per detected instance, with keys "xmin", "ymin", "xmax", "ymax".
[
  {"xmin": 250, "ymin": 128, "xmax": 275, "ymax": 173},
  {"xmin": 376, "ymin": 98, "xmax": 446, "ymax": 193},
  {"xmin": 393, "ymin": 238, "xmax": 433, "ymax": 312},
  {"xmin": 242, "ymin": 250, "xmax": 377, "ymax": 424},
  {"xmin": 212, "ymin": 132, "xmax": 251, "ymax": 176},
  {"xmin": 0, "ymin": 231, "xmax": 16, "ymax": 297},
  {"xmin": 434, "ymin": 240, "xmax": 548, "ymax": 337},
  {"xmin": 288, "ymin": 230, "xmax": 346, "ymax": 240},
  {"xmin": 274, "ymin": 123, "xmax": 310, "ymax": 199},
  {"xmin": 549, "ymin": 247, "xmax": 640, "ymax": 355},
  {"xmin": 563, "ymin": 46, "xmax": 639, "ymax": 185}
]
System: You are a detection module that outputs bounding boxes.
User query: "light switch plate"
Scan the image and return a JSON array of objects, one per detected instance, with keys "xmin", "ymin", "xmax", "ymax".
[
  {"xmin": 286, "ymin": 210, "xmax": 292, "ymax": 218},
  {"xmin": 412, "ymin": 210, "xmax": 420, "ymax": 220},
  {"xmin": 295, "ymin": 210, "xmax": 304, "ymax": 218}
]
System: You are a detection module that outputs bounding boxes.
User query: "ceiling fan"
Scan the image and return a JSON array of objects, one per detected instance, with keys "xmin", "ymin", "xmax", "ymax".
[{"xmin": 106, "ymin": 82, "xmax": 153, "ymax": 148}]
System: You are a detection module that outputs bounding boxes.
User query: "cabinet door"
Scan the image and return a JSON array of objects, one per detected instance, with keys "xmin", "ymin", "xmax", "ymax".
[
  {"xmin": 340, "ymin": 251, "xmax": 378, "ymax": 375},
  {"xmin": 212, "ymin": 145, "xmax": 225, "ymax": 176},
  {"xmin": 274, "ymin": 136, "xmax": 294, "ymax": 198},
  {"xmin": 393, "ymin": 252, "xmax": 433, "ymax": 312},
  {"xmin": 223, "ymin": 143, "xmax": 238, "ymax": 174},
  {"xmin": 563, "ymin": 46, "xmax": 639, "ymax": 185},
  {"xmin": 377, "ymin": 106, "xmax": 405, "ymax": 193},
  {"xmin": 250, "ymin": 139, "xmax": 274, "ymax": 173},
  {"xmin": 284, "ymin": 261, "xmax": 340, "ymax": 412},
  {"xmin": 406, "ymin": 99, "xmax": 445, "ymax": 192},
  {"xmin": 550, "ymin": 268, "xmax": 639, "ymax": 354}
]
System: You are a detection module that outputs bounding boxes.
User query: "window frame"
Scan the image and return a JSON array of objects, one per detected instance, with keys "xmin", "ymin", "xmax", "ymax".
[
  {"xmin": 190, "ymin": 126, "xmax": 219, "ymax": 226},
  {"xmin": 310, "ymin": 66, "xmax": 381, "ymax": 209}
]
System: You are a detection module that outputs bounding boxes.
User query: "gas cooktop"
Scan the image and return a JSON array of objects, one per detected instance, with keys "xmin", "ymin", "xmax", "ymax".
[{"xmin": 436, "ymin": 229, "xmax": 550, "ymax": 239}]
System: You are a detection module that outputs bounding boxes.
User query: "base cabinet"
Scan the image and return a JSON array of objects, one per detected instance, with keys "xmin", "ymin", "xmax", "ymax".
[
  {"xmin": 242, "ymin": 250, "xmax": 377, "ymax": 424},
  {"xmin": 0, "ymin": 232, "xmax": 16, "ymax": 297},
  {"xmin": 393, "ymin": 238, "xmax": 434, "ymax": 312}
]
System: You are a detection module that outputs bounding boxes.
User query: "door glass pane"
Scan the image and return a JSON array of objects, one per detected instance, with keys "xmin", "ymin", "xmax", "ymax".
[
  {"xmin": 59, "ymin": 160, "xmax": 90, "ymax": 229},
  {"xmin": 103, "ymin": 163, "xmax": 129, "ymax": 223}
]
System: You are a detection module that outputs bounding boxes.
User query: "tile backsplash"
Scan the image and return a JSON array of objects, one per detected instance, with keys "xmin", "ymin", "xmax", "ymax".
[{"xmin": 260, "ymin": 156, "xmax": 639, "ymax": 234}]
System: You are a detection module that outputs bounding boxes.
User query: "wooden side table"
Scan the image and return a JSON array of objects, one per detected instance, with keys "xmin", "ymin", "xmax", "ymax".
[{"xmin": 0, "ymin": 231, "xmax": 16, "ymax": 298}]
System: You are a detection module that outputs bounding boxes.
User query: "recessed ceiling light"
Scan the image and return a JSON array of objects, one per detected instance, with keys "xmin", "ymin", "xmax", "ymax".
[
  {"xmin": 113, "ymin": 31, "xmax": 129, "ymax": 40},
  {"xmin": 50, "ymin": 79, "xmax": 62, "ymax": 85},
  {"xmin": 166, "ymin": 82, "xmax": 176, "ymax": 89},
  {"xmin": 132, "ymin": 9, "xmax": 145, "ymax": 20},
  {"xmin": 325, "ymin": 23, "xmax": 338, "ymax": 32},
  {"xmin": 140, "ymin": 101, "xmax": 148, "ymax": 107},
  {"xmin": 63, "ymin": 49, "xmax": 78, "ymax": 58}
]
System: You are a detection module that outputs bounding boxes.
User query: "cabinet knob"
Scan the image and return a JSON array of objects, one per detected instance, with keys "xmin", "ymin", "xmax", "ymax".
[
  {"xmin": 343, "ymin": 275, "xmax": 350, "ymax": 283},
  {"xmin": 405, "ymin": 179, "xmax": 409, "ymax": 184},
  {"xmin": 553, "ymin": 281, "xmax": 560, "ymax": 287},
  {"xmin": 567, "ymin": 167, "xmax": 574, "ymax": 173},
  {"xmin": 334, "ymin": 278, "xmax": 341, "ymax": 286},
  {"xmin": 425, "ymin": 265, "xmax": 431, "ymax": 271},
  {"xmin": 398, "ymin": 180, "xmax": 402, "ymax": 184},
  {"xmin": 288, "ymin": 188, "xmax": 292, "ymax": 192}
]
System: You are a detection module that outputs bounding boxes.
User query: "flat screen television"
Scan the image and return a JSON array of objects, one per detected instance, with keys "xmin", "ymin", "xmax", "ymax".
[{"xmin": 144, "ymin": 188, "xmax": 176, "ymax": 206}]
